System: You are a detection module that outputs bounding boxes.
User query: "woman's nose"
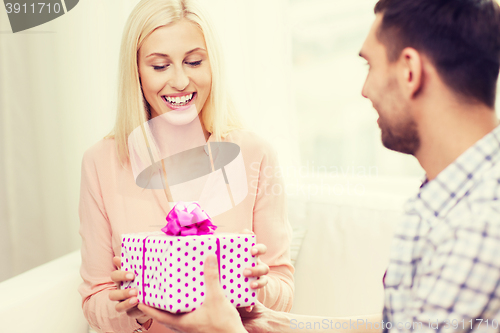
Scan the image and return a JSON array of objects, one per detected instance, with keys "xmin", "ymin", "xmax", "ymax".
[{"xmin": 169, "ymin": 66, "xmax": 189, "ymax": 91}]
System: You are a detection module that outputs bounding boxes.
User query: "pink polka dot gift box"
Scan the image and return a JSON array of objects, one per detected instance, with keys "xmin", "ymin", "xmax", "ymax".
[{"xmin": 119, "ymin": 202, "xmax": 258, "ymax": 313}]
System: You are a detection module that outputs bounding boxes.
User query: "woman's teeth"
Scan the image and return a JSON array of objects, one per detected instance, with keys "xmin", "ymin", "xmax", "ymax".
[{"xmin": 164, "ymin": 93, "xmax": 194, "ymax": 106}]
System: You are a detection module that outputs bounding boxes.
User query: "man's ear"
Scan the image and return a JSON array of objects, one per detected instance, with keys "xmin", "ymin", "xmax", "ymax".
[{"xmin": 399, "ymin": 47, "xmax": 423, "ymax": 98}]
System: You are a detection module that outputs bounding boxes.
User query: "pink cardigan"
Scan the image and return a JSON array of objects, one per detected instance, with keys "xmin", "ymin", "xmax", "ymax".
[{"xmin": 78, "ymin": 130, "xmax": 294, "ymax": 333}]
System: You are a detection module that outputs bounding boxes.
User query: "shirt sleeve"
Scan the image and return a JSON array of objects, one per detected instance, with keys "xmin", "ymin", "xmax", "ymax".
[
  {"xmin": 77, "ymin": 148, "xmax": 145, "ymax": 333},
  {"xmin": 388, "ymin": 205, "xmax": 500, "ymax": 332},
  {"xmin": 251, "ymin": 141, "xmax": 295, "ymax": 312}
]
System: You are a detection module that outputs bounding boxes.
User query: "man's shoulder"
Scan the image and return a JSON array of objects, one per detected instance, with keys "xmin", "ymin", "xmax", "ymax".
[
  {"xmin": 468, "ymin": 162, "xmax": 500, "ymax": 202},
  {"xmin": 448, "ymin": 165, "xmax": 500, "ymax": 228}
]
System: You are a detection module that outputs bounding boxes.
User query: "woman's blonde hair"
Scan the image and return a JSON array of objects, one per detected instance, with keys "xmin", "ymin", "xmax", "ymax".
[{"xmin": 107, "ymin": 0, "xmax": 244, "ymax": 165}]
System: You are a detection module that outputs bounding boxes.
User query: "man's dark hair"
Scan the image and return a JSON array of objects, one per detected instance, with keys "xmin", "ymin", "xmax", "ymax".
[{"xmin": 374, "ymin": 0, "xmax": 500, "ymax": 108}]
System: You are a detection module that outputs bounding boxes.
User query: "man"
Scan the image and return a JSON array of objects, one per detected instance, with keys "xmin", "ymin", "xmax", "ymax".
[{"xmin": 139, "ymin": 0, "xmax": 500, "ymax": 331}]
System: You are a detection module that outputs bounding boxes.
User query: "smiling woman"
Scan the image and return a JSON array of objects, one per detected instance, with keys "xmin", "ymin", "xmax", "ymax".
[
  {"xmin": 110, "ymin": 0, "xmax": 243, "ymax": 164},
  {"xmin": 137, "ymin": 20, "xmax": 212, "ymax": 124},
  {"xmin": 77, "ymin": 1, "xmax": 295, "ymax": 332}
]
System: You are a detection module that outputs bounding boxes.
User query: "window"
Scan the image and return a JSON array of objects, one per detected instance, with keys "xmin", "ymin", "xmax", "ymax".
[{"xmin": 291, "ymin": 0, "xmax": 423, "ymax": 179}]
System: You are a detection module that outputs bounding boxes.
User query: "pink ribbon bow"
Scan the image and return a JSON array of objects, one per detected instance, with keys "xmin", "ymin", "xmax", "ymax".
[{"xmin": 162, "ymin": 202, "xmax": 217, "ymax": 236}]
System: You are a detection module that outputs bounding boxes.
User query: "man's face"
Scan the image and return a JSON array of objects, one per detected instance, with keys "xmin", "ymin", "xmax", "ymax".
[{"xmin": 359, "ymin": 14, "xmax": 420, "ymax": 155}]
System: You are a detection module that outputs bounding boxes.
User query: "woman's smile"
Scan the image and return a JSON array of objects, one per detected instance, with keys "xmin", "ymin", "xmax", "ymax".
[{"xmin": 162, "ymin": 92, "xmax": 197, "ymax": 110}]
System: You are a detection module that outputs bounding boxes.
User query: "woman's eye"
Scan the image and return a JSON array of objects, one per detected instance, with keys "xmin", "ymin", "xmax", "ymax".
[
  {"xmin": 153, "ymin": 65, "xmax": 168, "ymax": 71},
  {"xmin": 186, "ymin": 60, "xmax": 202, "ymax": 67}
]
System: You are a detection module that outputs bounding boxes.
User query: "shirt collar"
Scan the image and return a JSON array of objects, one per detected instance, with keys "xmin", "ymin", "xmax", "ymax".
[
  {"xmin": 417, "ymin": 124, "xmax": 500, "ymax": 220},
  {"xmin": 203, "ymin": 133, "xmax": 220, "ymax": 156}
]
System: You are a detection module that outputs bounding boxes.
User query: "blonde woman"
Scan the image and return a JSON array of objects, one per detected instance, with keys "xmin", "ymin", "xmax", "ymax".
[{"xmin": 78, "ymin": 0, "xmax": 294, "ymax": 332}]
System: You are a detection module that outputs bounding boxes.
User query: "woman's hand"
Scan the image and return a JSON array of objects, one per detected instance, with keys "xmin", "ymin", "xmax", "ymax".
[
  {"xmin": 240, "ymin": 229, "xmax": 269, "ymax": 290},
  {"xmin": 244, "ymin": 243, "xmax": 269, "ymax": 289},
  {"xmin": 239, "ymin": 301, "xmax": 283, "ymax": 333},
  {"xmin": 108, "ymin": 257, "xmax": 152, "ymax": 326},
  {"xmin": 240, "ymin": 230, "xmax": 270, "ymax": 312}
]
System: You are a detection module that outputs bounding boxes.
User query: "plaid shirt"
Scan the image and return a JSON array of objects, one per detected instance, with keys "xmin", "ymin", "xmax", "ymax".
[{"xmin": 383, "ymin": 125, "xmax": 500, "ymax": 333}]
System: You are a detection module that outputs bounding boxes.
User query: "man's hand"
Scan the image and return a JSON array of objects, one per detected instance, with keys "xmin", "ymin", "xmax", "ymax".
[{"xmin": 139, "ymin": 255, "xmax": 248, "ymax": 333}]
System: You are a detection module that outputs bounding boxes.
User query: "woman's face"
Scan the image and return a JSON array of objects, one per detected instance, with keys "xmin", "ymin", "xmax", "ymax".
[{"xmin": 138, "ymin": 19, "xmax": 212, "ymax": 119}]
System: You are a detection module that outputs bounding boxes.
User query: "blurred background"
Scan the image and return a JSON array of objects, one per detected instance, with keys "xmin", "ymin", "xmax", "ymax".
[{"xmin": 0, "ymin": 0, "xmax": 499, "ymax": 282}]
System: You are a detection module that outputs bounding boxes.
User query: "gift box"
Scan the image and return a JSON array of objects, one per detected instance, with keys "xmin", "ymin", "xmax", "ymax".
[{"xmin": 119, "ymin": 203, "xmax": 258, "ymax": 313}]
